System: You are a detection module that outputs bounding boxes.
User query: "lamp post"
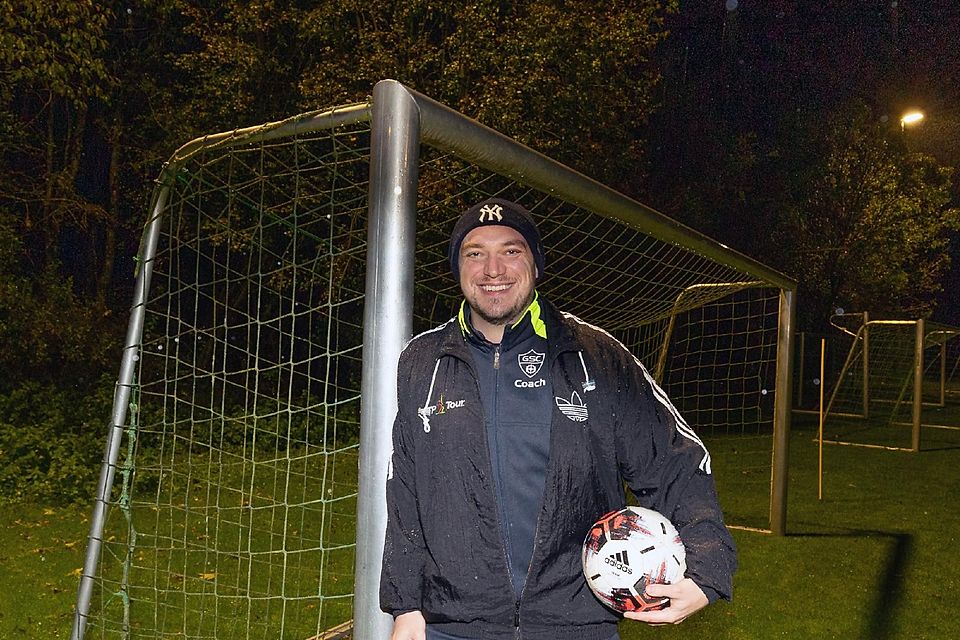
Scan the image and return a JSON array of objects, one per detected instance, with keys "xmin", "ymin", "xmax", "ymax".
[{"xmin": 900, "ymin": 110, "xmax": 924, "ymax": 131}]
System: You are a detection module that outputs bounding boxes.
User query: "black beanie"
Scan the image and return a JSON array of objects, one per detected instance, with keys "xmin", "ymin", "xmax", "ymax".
[{"xmin": 448, "ymin": 198, "xmax": 546, "ymax": 281}]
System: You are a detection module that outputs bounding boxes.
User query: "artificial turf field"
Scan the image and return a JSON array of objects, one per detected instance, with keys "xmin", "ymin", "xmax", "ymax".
[
  {"xmin": 3, "ymin": 413, "xmax": 958, "ymax": 639},
  {"xmin": 621, "ymin": 413, "xmax": 960, "ymax": 639}
]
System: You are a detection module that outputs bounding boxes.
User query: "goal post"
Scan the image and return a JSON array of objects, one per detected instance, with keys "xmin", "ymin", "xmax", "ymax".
[
  {"xmin": 72, "ymin": 79, "xmax": 797, "ymax": 640},
  {"xmin": 820, "ymin": 317, "xmax": 960, "ymax": 452},
  {"xmin": 353, "ymin": 82, "xmax": 421, "ymax": 640},
  {"xmin": 71, "ymin": 101, "xmax": 376, "ymax": 640}
]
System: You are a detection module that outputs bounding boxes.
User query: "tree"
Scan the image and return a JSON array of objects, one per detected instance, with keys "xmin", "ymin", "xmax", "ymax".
[
  {"xmin": 296, "ymin": 0, "xmax": 675, "ymax": 195},
  {"xmin": 0, "ymin": 0, "xmax": 112, "ymax": 269},
  {"xmin": 780, "ymin": 107, "xmax": 960, "ymax": 326},
  {"xmin": 155, "ymin": 0, "xmax": 305, "ymax": 140},
  {"xmin": 0, "ymin": 0, "xmax": 122, "ymax": 390}
]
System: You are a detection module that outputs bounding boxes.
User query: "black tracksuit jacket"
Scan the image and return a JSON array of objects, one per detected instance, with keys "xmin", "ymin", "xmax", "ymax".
[{"xmin": 380, "ymin": 295, "xmax": 736, "ymax": 640}]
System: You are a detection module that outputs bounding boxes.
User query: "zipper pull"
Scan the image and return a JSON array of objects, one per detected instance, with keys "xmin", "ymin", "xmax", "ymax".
[
  {"xmin": 514, "ymin": 599, "xmax": 521, "ymax": 632},
  {"xmin": 494, "ymin": 346, "xmax": 501, "ymax": 369}
]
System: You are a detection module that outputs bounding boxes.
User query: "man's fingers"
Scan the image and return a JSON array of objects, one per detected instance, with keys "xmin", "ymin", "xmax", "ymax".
[
  {"xmin": 624, "ymin": 606, "xmax": 683, "ymax": 625},
  {"xmin": 622, "ymin": 578, "xmax": 709, "ymax": 625},
  {"xmin": 643, "ymin": 583, "xmax": 673, "ymax": 598}
]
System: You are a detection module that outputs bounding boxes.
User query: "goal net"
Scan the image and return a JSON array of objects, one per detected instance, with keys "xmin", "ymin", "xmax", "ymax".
[
  {"xmin": 72, "ymin": 81, "xmax": 795, "ymax": 640},
  {"xmin": 821, "ymin": 316, "xmax": 960, "ymax": 450}
]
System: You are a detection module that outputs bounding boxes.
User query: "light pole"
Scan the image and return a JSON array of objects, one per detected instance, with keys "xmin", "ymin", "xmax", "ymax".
[{"xmin": 900, "ymin": 110, "xmax": 924, "ymax": 131}]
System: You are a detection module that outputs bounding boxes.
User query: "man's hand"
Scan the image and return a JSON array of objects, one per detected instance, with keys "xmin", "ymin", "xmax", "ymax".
[
  {"xmin": 622, "ymin": 578, "xmax": 709, "ymax": 625},
  {"xmin": 390, "ymin": 610, "xmax": 426, "ymax": 640}
]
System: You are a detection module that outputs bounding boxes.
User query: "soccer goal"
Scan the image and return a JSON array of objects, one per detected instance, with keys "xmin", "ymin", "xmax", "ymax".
[
  {"xmin": 71, "ymin": 80, "xmax": 797, "ymax": 640},
  {"xmin": 820, "ymin": 314, "xmax": 960, "ymax": 451}
]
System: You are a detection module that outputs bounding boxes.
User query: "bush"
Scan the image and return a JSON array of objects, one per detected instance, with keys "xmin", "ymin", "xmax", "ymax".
[
  {"xmin": 0, "ymin": 210, "xmax": 120, "ymax": 394},
  {"xmin": 0, "ymin": 378, "xmax": 113, "ymax": 504}
]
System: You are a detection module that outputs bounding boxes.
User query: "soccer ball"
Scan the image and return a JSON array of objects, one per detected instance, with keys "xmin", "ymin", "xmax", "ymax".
[{"xmin": 581, "ymin": 506, "xmax": 686, "ymax": 613}]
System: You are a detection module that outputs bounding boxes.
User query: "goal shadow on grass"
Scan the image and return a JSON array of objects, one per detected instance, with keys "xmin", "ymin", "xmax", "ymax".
[
  {"xmin": 789, "ymin": 530, "xmax": 911, "ymax": 640},
  {"xmin": 918, "ymin": 442, "xmax": 960, "ymax": 452}
]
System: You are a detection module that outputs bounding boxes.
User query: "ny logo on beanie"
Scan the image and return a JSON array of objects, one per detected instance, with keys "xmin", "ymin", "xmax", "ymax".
[
  {"xmin": 449, "ymin": 198, "xmax": 546, "ymax": 281},
  {"xmin": 478, "ymin": 203, "xmax": 503, "ymax": 222}
]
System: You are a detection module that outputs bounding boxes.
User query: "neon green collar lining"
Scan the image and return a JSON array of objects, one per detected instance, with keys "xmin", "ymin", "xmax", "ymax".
[{"xmin": 458, "ymin": 291, "xmax": 547, "ymax": 339}]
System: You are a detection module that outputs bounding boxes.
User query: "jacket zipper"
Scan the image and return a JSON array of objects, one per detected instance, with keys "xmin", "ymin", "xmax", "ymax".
[
  {"xmin": 492, "ymin": 341, "xmax": 525, "ymax": 636},
  {"xmin": 456, "ymin": 340, "xmax": 571, "ymax": 637},
  {"xmin": 488, "ymin": 342, "xmax": 518, "ymax": 626},
  {"xmin": 514, "ymin": 435, "xmax": 552, "ymax": 640},
  {"xmin": 435, "ymin": 318, "xmax": 588, "ymax": 634},
  {"xmin": 512, "ymin": 352, "xmax": 568, "ymax": 640}
]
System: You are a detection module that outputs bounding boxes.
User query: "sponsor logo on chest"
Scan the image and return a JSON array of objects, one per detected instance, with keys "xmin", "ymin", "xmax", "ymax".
[{"xmin": 420, "ymin": 393, "xmax": 466, "ymax": 417}]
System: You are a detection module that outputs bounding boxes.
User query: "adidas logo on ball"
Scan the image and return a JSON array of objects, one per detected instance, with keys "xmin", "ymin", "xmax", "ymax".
[{"xmin": 604, "ymin": 551, "xmax": 632, "ymax": 574}]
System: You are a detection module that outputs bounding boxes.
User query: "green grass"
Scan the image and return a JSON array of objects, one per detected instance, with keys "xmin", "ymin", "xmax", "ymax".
[
  {"xmin": 94, "ymin": 446, "xmax": 358, "ymax": 639},
  {"xmin": 620, "ymin": 415, "xmax": 960, "ymax": 639},
  {"xmin": 0, "ymin": 445, "xmax": 359, "ymax": 640},
  {"xmin": 3, "ymin": 417, "xmax": 960, "ymax": 639},
  {"xmin": 0, "ymin": 502, "xmax": 89, "ymax": 639}
]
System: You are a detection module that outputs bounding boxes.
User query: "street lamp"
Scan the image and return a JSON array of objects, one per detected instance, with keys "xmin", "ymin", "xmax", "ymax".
[{"xmin": 900, "ymin": 110, "xmax": 924, "ymax": 130}]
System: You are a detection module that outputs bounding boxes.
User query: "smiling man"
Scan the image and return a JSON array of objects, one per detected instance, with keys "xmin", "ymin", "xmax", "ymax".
[
  {"xmin": 381, "ymin": 198, "xmax": 737, "ymax": 640},
  {"xmin": 456, "ymin": 212, "xmax": 541, "ymax": 342}
]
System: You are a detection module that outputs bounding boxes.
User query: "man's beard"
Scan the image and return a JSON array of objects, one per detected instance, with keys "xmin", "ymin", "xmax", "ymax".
[{"xmin": 469, "ymin": 290, "xmax": 534, "ymax": 328}]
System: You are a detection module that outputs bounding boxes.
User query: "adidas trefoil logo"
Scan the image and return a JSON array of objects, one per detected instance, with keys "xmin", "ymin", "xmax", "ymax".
[{"xmin": 556, "ymin": 391, "xmax": 588, "ymax": 422}]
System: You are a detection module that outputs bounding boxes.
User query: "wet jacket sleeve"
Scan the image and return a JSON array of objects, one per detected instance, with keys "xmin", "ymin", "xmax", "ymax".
[
  {"xmin": 379, "ymin": 353, "xmax": 425, "ymax": 616},
  {"xmin": 612, "ymin": 351, "xmax": 737, "ymax": 602}
]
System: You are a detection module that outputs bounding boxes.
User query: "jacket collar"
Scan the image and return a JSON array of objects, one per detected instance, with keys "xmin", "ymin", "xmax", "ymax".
[
  {"xmin": 438, "ymin": 293, "xmax": 581, "ymax": 361},
  {"xmin": 458, "ymin": 291, "xmax": 546, "ymax": 347}
]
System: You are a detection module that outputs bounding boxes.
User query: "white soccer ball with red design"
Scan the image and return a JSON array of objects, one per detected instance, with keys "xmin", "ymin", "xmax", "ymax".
[{"xmin": 581, "ymin": 506, "xmax": 686, "ymax": 612}]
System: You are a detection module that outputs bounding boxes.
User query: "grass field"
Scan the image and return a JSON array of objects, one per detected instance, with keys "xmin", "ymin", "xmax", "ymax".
[
  {"xmin": 623, "ymin": 413, "xmax": 960, "ymax": 640},
  {"xmin": 3, "ymin": 414, "xmax": 959, "ymax": 639},
  {"xmin": 0, "ymin": 502, "xmax": 87, "ymax": 638}
]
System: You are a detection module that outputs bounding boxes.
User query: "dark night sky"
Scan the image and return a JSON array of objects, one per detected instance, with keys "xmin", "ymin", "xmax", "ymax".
[{"xmin": 660, "ymin": 0, "xmax": 960, "ymax": 324}]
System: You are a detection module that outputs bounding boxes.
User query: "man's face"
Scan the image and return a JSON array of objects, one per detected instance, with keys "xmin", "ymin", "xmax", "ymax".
[{"xmin": 459, "ymin": 225, "xmax": 537, "ymax": 335}]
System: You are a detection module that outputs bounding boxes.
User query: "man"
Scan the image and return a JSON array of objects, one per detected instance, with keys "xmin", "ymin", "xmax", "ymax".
[{"xmin": 380, "ymin": 198, "xmax": 736, "ymax": 640}]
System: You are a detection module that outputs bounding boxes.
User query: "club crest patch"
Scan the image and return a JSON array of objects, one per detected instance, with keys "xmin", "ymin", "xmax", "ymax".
[{"xmin": 518, "ymin": 349, "xmax": 545, "ymax": 378}]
